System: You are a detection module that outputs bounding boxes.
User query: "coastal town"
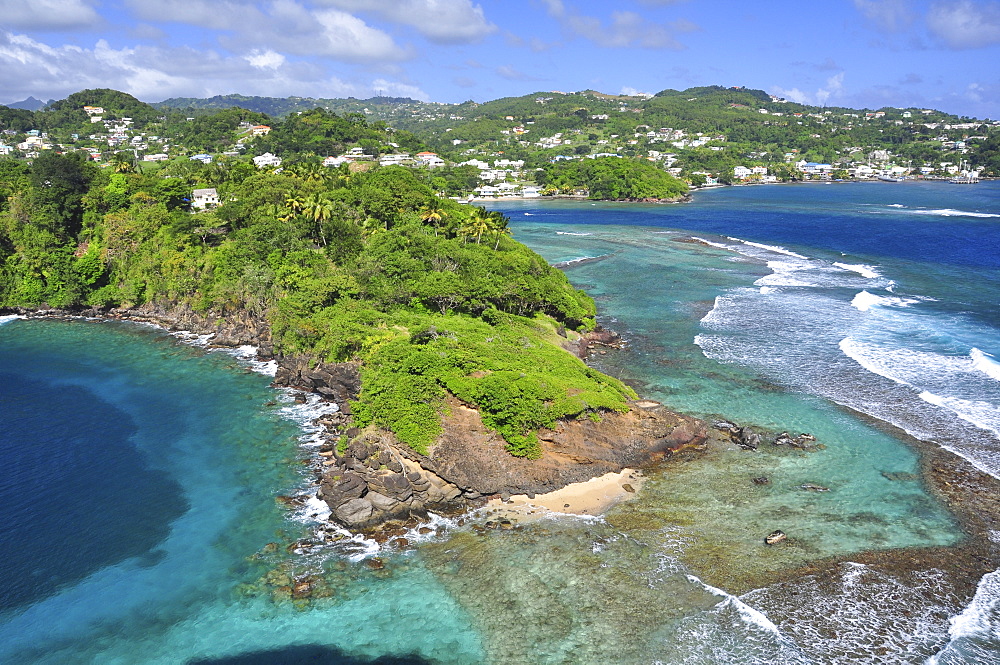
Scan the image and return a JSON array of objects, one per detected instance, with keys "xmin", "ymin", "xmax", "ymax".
[{"xmin": 1, "ymin": 86, "xmax": 995, "ymax": 206}]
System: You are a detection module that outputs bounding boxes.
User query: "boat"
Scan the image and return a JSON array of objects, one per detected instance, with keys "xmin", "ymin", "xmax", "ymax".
[{"xmin": 878, "ymin": 175, "xmax": 904, "ymax": 182}]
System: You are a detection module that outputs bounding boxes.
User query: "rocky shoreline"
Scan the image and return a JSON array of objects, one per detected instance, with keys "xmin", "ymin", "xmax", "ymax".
[{"xmin": 3, "ymin": 302, "xmax": 711, "ymax": 532}]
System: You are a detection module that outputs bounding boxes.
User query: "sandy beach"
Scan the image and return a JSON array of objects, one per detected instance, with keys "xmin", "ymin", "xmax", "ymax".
[{"xmin": 482, "ymin": 468, "xmax": 645, "ymax": 523}]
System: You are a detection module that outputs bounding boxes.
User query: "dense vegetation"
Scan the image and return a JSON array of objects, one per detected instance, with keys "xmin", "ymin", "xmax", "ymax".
[
  {"xmin": 0, "ymin": 145, "xmax": 634, "ymax": 458},
  {"xmin": 2, "ymin": 83, "xmax": 995, "ymax": 455},
  {"xmin": 537, "ymin": 157, "xmax": 689, "ymax": 199}
]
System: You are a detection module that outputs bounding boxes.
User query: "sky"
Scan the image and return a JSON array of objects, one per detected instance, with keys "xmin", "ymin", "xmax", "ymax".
[{"xmin": 1, "ymin": 0, "xmax": 999, "ymax": 118}]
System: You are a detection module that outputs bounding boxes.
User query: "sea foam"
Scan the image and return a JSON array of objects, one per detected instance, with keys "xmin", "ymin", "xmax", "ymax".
[
  {"xmin": 929, "ymin": 570, "xmax": 1000, "ymax": 665},
  {"xmin": 908, "ymin": 208, "xmax": 1000, "ymax": 219},
  {"xmin": 834, "ymin": 262, "xmax": 881, "ymax": 279},
  {"xmin": 850, "ymin": 290, "xmax": 918, "ymax": 312},
  {"xmin": 918, "ymin": 391, "xmax": 1000, "ymax": 440},
  {"xmin": 728, "ymin": 237, "xmax": 809, "ymax": 259},
  {"xmin": 0, "ymin": 314, "xmax": 24, "ymax": 327},
  {"xmin": 971, "ymin": 348, "xmax": 1000, "ymax": 382},
  {"xmin": 688, "ymin": 575, "xmax": 787, "ymax": 639}
]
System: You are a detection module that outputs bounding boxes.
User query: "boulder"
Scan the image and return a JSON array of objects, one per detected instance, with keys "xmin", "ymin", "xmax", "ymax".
[
  {"xmin": 730, "ymin": 426, "xmax": 760, "ymax": 450},
  {"xmin": 765, "ymin": 530, "xmax": 787, "ymax": 545},
  {"xmin": 335, "ymin": 498, "xmax": 374, "ymax": 526}
]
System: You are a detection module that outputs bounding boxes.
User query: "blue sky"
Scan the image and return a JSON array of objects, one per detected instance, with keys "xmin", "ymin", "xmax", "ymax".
[{"xmin": 1, "ymin": 0, "xmax": 999, "ymax": 118}]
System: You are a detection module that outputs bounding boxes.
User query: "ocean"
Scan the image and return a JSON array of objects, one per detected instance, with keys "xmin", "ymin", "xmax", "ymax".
[{"xmin": 1, "ymin": 179, "xmax": 997, "ymax": 664}]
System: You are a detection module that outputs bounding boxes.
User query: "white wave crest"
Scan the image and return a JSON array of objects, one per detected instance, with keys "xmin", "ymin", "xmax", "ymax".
[
  {"xmin": 555, "ymin": 231, "xmax": 593, "ymax": 236},
  {"xmin": 219, "ymin": 344, "xmax": 278, "ymax": 377},
  {"xmin": 929, "ymin": 570, "xmax": 1000, "ymax": 665},
  {"xmin": 834, "ymin": 262, "xmax": 881, "ymax": 279},
  {"xmin": 553, "ymin": 253, "xmax": 614, "ymax": 268},
  {"xmin": 690, "ymin": 236, "xmax": 732, "ymax": 249},
  {"xmin": 919, "ymin": 391, "xmax": 1000, "ymax": 439},
  {"xmin": 971, "ymin": 348, "xmax": 1000, "ymax": 382},
  {"xmin": 728, "ymin": 237, "xmax": 809, "ymax": 259},
  {"xmin": 754, "ymin": 260, "xmax": 817, "ymax": 288},
  {"xmin": 170, "ymin": 330, "xmax": 215, "ymax": 347},
  {"xmin": 909, "ymin": 208, "xmax": 1000, "ymax": 219},
  {"xmin": 850, "ymin": 290, "xmax": 919, "ymax": 312},
  {"xmin": 887, "ymin": 203, "xmax": 905, "ymax": 208},
  {"xmin": 687, "ymin": 575, "xmax": 791, "ymax": 642},
  {"xmin": 0, "ymin": 314, "xmax": 25, "ymax": 327},
  {"xmin": 839, "ymin": 338, "xmax": 913, "ymax": 387}
]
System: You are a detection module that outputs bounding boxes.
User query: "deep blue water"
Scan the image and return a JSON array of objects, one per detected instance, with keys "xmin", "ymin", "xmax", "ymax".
[{"xmin": 0, "ymin": 371, "xmax": 186, "ymax": 611}]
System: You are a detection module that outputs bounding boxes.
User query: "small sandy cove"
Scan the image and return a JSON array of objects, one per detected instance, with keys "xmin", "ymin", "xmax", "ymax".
[{"xmin": 483, "ymin": 469, "xmax": 644, "ymax": 522}]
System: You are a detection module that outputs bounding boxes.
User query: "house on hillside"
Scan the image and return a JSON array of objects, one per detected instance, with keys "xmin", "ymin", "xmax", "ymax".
[
  {"xmin": 191, "ymin": 188, "xmax": 219, "ymax": 210},
  {"xmin": 323, "ymin": 155, "xmax": 350, "ymax": 167},
  {"xmin": 253, "ymin": 152, "xmax": 282, "ymax": 168}
]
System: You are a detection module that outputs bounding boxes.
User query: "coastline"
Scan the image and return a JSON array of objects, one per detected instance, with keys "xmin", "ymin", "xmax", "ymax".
[
  {"xmin": 0, "ymin": 304, "xmax": 712, "ymax": 533},
  {"xmin": 471, "ymin": 176, "xmax": 991, "ymax": 205}
]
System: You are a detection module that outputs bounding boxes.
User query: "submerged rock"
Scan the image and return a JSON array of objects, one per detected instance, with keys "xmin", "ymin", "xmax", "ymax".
[
  {"xmin": 730, "ymin": 426, "xmax": 760, "ymax": 450},
  {"xmin": 800, "ymin": 483, "xmax": 830, "ymax": 492},
  {"xmin": 765, "ymin": 530, "xmax": 787, "ymax": 545}
]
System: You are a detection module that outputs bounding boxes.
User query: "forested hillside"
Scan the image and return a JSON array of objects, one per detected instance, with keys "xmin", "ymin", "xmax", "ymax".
[{"xmin": 0, "ymin": 143, "xmax": 634, "ymax": 458}]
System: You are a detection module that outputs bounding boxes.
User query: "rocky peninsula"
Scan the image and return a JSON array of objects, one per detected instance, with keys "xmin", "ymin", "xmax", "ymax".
[{"xmin": 8, "ymin": 302, "xmax": 711, "ymax": 532}]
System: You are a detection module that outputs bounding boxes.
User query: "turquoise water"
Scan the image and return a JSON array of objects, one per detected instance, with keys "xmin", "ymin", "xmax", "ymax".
[
  {"xmin": 1, "ymin": 181, "xmax": 998, "ymax": 664},
  {"xmin": 0, "ymin": 318, "xmax": 484, "ymax": 664}
]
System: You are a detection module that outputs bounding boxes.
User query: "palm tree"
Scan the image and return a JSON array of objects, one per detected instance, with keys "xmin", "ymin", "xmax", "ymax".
[
  {"xmin": 419, "ymin": 198, "xmax": 446, "ymax": 236},
  {"xmin": 489, "ymin": 210, "xmax": 511, "ymax": 250},
  {"xmin": 302, "ymin": 193, "xmax": 334, "ymax": 245},
  {"xmin": 112, "ymin": 152, "xmax": 136, "ymax": 173},
  {"xmin": 463, "ymin": 206, "xmax": 493, "ymax": 244},
  {"xmin": 280, "ymin": 194, "xmax": 304, "ymax": 222}
]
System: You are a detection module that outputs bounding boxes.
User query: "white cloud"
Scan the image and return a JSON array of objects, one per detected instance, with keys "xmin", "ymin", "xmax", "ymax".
[
  {"xmin": 771, "ymin": 73, "xmax": 846, "ymax": 107},
  {"xmin": 770, "ymin": 86, "xmax": 809, "ymax": 105},
  {"xmin": 927, "ymin": 1, "xmax": 1000, "ymax": 49},
  {"xmin": 126, "ymin": 0, "xmax": 411, "ymax": 63},
  {"xmin": 245, "ymin": 49, "xmax": 286, "ymax": 70},
  {"xmin": 0, "ymin": 30, "xmax": 419, "ymax": 103},
  {"xmin": 620, "ymin": 86, "xmax": 653, "ymax": 97},
  {"xmin": 321, "ymin": 0, "xmax": 497, "ymax": 44},
  {"xmin": 0, "ymin": 0, "xmax": 101, "ymax": 30},
  {"xmin": 124, "ymin": 0, "xmax": 246, "ymax": 31},
  {"xmin": 370, "ymin": 77, "xmax": 429, "ymax": 101},
  {"xmin": 852, "ymin": 0, "xmax": 915, "ymax": 32},
  {"xmin": 815, "ymin": 72, "xmax": 845, "ymax": 105}
]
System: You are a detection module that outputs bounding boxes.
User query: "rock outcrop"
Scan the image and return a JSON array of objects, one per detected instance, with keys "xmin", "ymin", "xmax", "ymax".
[
  {"xmin": 312, "ymin": 394, "xmax": 709, "ymax": 529},
  {"xmin": 272, "ymin": 357, "xmax": 361, "ymax": 412},
  {"xmin": 318, "ymin": 432, "xmax": 465, "ymax": 528}
]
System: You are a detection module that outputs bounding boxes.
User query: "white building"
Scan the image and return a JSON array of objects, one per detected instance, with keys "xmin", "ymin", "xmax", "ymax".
[
  {"xmin": 191, "ymin": 188, "xmax": 219, "ymax": 210},
  {"xmin": 253, "ymin": 152, "xmax": 282, "ymax": 168}
]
